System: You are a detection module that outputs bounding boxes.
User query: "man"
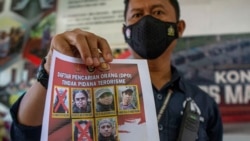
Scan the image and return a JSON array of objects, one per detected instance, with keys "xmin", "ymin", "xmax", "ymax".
[
  {"xmin": 98, "ymin": 118, "xmax": 117, "ymax": 141},
  {"xmin": 10, "ymin": 0, "xmax": 223, "ymax": 141},
  {"xmin": 95, "ymin": 88, "xmax": 115, "ymax": 112},
  {"xmin": 72, "ymin": 89, "xmax": 91, "ymax": 113},
  {"xmin": 119, "ymin": 86, "xmax": 136, "ymax": 110}
]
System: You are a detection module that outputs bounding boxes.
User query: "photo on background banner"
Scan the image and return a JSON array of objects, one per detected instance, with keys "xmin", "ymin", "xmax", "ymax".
[{"xmin": 0, "ymin": 21, "xmax": 25, "ymax": 59}]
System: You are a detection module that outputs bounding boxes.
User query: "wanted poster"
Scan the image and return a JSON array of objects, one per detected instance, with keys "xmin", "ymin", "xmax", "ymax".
[{"xmin": 41, "ymin": 50, "xmax": 159, "ymax": 141}]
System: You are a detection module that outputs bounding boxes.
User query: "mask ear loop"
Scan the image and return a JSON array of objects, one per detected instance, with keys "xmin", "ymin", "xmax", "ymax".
[{"xmin": 122, "ymin": 24, "xmax": 131, "ymax": 40}]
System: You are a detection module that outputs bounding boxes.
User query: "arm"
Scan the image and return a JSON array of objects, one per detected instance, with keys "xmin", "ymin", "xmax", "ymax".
[
  {"xmin": 18, "ymin": 82, "xmax": 47, "ymax": 126},
  {"xmin": 18, "ymin": 29, "xmax": 113, "ymax": 126},
  {"xmin": 10, "ymin": 29, "xmax": 113, "ymax": 139}
]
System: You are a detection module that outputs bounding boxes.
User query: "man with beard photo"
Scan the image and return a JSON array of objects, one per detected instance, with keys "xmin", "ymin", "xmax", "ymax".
[
  {"xmin": 97, "ymin": 118, "xmax": 117, "ymax": 141},
  {"xmin": 72, "ymin": 89, "xmax": 91, "ymax": 113}
]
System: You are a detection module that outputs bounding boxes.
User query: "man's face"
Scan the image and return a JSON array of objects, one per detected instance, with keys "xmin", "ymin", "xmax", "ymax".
[
  {"xmin": 75, "ymin": 92, "xmax": 87, "ymax": 108},
  {"xmin": 99, "ymin": 122, "xmax": 113, "ymax": 137},
  {"xmin": 98, "ymin": 93, "xmax": 113, "ymax": 105},
  {"xmin": 125, "ymin": 0, "xmax": 177, "ymax": 25},
  {"xmin": 124, "ymin": 0, "xmax": 181, "ymax": 59},
  {"xmin": 122, "ymin": 90, "xmax": 133, "ymax": 105}
]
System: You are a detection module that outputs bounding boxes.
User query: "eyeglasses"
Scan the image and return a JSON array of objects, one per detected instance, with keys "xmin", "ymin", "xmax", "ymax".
[{"xmin": 76, "ymin": 97, "xmax": 86, "ymax": 101}]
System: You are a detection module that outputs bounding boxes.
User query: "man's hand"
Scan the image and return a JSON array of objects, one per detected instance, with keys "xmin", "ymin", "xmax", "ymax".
[{"xmin": 44, "ymin": 28, "xmax": 113, "ymax": 74}]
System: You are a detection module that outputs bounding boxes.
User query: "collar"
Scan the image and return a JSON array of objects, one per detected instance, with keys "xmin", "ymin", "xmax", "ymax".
[{"xmin": 152, "ymin": 65, "xmax": 185, "ymax": 94}]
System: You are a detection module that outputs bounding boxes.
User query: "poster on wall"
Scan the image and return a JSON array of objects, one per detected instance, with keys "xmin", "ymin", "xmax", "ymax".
[
  {"xmin": 173, "ymin": 33, "xmax": 250, "ymax": 135},
  {"xmin": 0, "ymin": 0, "xmax": 57, "ymax": 67},
  {"xmin": 55, "ymin": 0, "xmax": 126, "ymax": 49},
  {"xmin": 41, "ymin": 50, "xmax": 159, "ymax": 141},
  {"xmin": 20, "ymin": 0, "xmax": 57, "ymax": 66}
]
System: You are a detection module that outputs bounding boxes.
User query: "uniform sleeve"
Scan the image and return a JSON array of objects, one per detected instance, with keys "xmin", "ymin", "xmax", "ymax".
[
  {"xmin": 9, "ymin": 93, "xmax": 42, "ymax": 141},
  {"xmin": 207, "ymin": 100, "xmax": 223, "ymax": 141}
]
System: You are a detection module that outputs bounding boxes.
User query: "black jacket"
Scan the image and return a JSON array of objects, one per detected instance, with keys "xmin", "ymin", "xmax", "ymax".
[{"xmin": 153, "ymin": 66, "xmax": 223, "ymax": 141}]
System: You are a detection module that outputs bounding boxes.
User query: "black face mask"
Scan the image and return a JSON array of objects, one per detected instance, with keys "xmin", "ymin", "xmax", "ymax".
[{"xmin": 123, "ymin": 15, "xmax": 179, "ymax": 59}]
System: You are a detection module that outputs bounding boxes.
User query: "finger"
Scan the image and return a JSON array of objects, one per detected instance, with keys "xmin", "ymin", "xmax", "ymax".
[
  {"xmin": 44, "ymin": 34, "xmax": 73, "ymax": 74},
  {"xmin": 85, "ymin": 32, "xmax": 101, "ymax": 66},
  {"xmin": 49, "ymin": 29, "xmax": 112, "ymax": 67},
  {"xmin": 50, "ymin": 32, "xmax": 76, "ymax": 56},
  {"xmin": 74, "ymin": 29, "xmax": 112, "ymax": 66},
  {"xmin": 97, "ymin": 36, "xmax": 113, "ymax": 62},
  {"xmin": 61, "ymin": 29, "xmax": 94, "ymax": 66}
]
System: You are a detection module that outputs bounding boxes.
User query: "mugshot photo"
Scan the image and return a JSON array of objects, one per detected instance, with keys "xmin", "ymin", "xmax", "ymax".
[
  {"xmin": 72, "ymin": 119, "xmax": 95, "ymax": 141},
  {"xmin": 52, "ymin": 86, "xmax": 70, "ymax": 117},
  {"xmin": 95, "ymin": 117, "xmax": 119, "ymax": 141},
  {"xmin": 71, "ymin": 88, "xmax": 93, "ymax": 118},
  {"xmin": 117, "ymin": 85, "xmax": 139, "ymax": 111},
  {"xmin": 94, "ymin": 86, "xmax": 117, "ymax": 116}
]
